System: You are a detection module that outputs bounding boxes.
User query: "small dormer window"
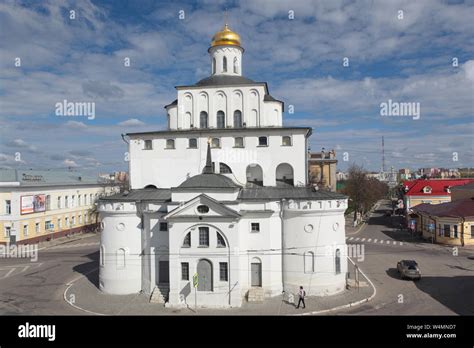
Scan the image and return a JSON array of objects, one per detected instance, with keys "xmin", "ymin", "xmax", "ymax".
[{"xmin": 423, "ymin": 186, "xmax": 432, "ymax": 194}]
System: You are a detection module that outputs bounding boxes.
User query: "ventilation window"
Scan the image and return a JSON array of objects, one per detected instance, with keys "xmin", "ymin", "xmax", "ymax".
[{"xmin": 197, "ymin": 205, "xmax": 209, "ymax": 214}]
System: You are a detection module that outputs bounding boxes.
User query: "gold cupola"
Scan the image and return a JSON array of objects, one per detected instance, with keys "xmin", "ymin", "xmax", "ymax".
[{"xmin": 210, "ymin": 24, "xmax": 242, "ymax": 48}]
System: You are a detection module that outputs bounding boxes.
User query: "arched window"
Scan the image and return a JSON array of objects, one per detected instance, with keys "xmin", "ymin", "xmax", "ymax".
[
  {"xmin": 100, "ymin": 245, "xmax": 105, "ymax": 267},
  {"xmin": 276, "ymin": 163, "xmax": 294, "ymax": 186},
  {"xmin": 335, "ymin": 249, "xmax": 341, "ymax": 274},
  {"xmin": 166, "ymin": 139, "xmax": 175, "ymax": 149},
  {"xmin": 219, "ymin": 163, "xmax": 232, "ymax": 174},
  {"xmin": 246, "ymin": 164, "xmax": 263, "ymax": 186},
  {"xmin": 216, "ymin": 232, "xmax": 226, "ymax": 247},
  {"xmin": 223, "ymin": 56, "xmax": 227, "ymax": 72},
  {"xmin": 217, "ymin": 111, "xmax": 225, "ymax": 128},
  {"xmin": 200, "ymin": 111, "xmax": 208, "ymax": 128},
  {"xmin": 304, "ymin": 251, "xmax": 314, "ymax": 273},
  {"xmin": 117, "ymin": 248, "xmax": 126, "ymax": 269},
  {"xmin": 212, "ymin": 57, "xmax": 216, "ymax": 74},
  {"xmin": 233, "ymin": 57, "xmax": 238, "ymax": 73},
  {"xmin": 234, "ymin": 110, "xmax": 242, "ymax": 128},
  {"xmin": 282, "ymin": 136, "xmax": 292, "ymax": 146},
  {"xmin": 182, "ymin": 232, "xmax": 191, "ymax": 247}
]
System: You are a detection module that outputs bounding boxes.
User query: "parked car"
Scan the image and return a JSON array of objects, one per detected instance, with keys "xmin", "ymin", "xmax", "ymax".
[{"xmin": 397, "ymin": 260, "xmax": 421, "ymax": 280}]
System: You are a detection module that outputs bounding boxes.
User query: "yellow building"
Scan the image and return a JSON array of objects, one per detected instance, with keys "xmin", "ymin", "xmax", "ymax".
[
  {"xmin": 411, "ymin": 198, "xmax": 474, "ymax": 246},
  {"xmin": 0, "ymin": 169, "xmax": 119, "ymax": 245},
  {"xmin": 308, "ymin": 149, "xmax": 337, "ymax": 192}
]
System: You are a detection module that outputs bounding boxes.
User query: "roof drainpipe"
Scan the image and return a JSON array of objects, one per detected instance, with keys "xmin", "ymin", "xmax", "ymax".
[{"xmin": 280, "ymin": 198, "xmax": 286, "ymax": 293}]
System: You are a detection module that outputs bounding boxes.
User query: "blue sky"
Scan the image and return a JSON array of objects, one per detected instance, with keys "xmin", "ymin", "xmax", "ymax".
[{"xmin": 0, "ymin": 0, "xmax": 473, "ymax": 174}]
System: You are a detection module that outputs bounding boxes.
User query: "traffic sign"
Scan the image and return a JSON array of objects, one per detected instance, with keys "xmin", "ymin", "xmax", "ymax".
[{"xmin": 193, "ymin": 273, "xmax": 198, "ymax": 288}]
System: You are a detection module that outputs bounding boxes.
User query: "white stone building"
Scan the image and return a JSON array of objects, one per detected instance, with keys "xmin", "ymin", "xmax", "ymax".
[{"xmin": 99, "ymin": 24, "xmax": 348, "ymax": 308}]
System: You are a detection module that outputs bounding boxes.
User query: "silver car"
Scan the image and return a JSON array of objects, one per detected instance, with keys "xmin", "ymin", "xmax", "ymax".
[{"xmin": 397, "ymin": 260, "xmax": 421, "ymax": 280}]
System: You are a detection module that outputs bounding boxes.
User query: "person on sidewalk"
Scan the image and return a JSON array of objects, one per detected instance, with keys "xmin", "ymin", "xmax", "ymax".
[{"xmin": 296, "ymin": 286, "xmax": 306, "ymax": 309}]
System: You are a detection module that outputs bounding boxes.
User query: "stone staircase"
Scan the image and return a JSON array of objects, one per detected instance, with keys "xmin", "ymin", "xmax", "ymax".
[
  {"xmin": 150, "ymin": 284, "xmax": 169, "ymax": 304},
  {"xmin": 247, "ymin": 287, "xmax": 265, "ymax": 302}
]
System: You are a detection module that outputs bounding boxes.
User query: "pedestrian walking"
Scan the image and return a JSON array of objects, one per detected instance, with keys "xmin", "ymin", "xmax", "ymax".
[{"xmin": 296, "ymin": 286, "xmax": 306, "ymax": 309}]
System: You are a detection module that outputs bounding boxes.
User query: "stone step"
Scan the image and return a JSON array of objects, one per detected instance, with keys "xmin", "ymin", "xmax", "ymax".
[
  {"xmin": 247, "ymin": 287, "xmax": 265, "ymax": 302},
  {"xmin": 150, "ymin": 285, "xmax": 169, "ymax": 304}
]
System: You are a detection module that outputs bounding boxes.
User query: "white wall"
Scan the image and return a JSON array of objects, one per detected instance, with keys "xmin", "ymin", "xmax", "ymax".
[
  {"xmin": 282, "ymin": 199, "xmax": 348, "ymax": 296},
  {"xmin": 99, "ymin": 206, "xmax": 142, "ymax": 295},
  {"xmin": 168, "ymin": 85, "xmax": 282, "ymax": 130},
  {"xmin": 129, "ymin": 130, "xmax": 307, "ymax": 189}
]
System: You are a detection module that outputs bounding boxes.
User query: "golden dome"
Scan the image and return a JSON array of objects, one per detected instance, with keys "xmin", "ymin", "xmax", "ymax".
[{"xmin": 211, "ymin": 24, "xmax": 241, "ymax": 48}]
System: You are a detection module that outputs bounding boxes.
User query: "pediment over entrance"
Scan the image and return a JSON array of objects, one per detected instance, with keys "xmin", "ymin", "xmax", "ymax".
[{"xmin": 163, "ymin": 194, "xmax": 240, "ymax": 221}]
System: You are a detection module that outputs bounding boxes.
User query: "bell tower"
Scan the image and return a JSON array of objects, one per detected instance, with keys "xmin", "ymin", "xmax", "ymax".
[{"xmin": 208, "ymin": 24, "xmax": 244, "ymax": 76}]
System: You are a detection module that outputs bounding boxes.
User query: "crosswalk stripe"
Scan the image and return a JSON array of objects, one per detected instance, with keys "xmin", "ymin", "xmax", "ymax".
[
  {"xmin": 349, "ymin": 237, "xmax": 354, "ymax": 241},
  {"xmin": 400, "ymin": 242, "xmax": 403, "ymax": 246},
  {"xmin": 393, "ymin": 241, "xmax": 397, "ymax": 245},
  {"xmin": 361, "ymin": 238, "xmax": 366, "ymax": 242},
  {"xmin": 380, "ymin": 240, "xmax": 384, "ymax": 243},
  {"xmin": 368, "ymin": 239, "xmax": 372, "ymax": 242},
  {"xmin": 374, "ymin": 239, "xmax": 377, "ymax": 243},
  {"xmin": 355, "ymin": 238, "xmax": 360, "ymax": 241},
  {"xmin": 386, "ymin": 241, "xmax": 391, "ymax": 244}
]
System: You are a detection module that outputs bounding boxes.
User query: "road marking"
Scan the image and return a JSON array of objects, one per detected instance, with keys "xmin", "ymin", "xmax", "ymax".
[
  {"xmin": 361, "ymin": 238, "xmax": 366, "ymax": 242},
  {"xmin": 400, "ymin": 242, "xmax": 403, "ymax": 246},
  {"xmin": 393, "ymin": 241, "xmax": 397, "ymax": 245},
  {"xmin": 349, "ymin": 237, "xmax": 354, "ymax": 241},
  {"xmin": 367, "ymin": 239, "xmax": 372, "ymax": 242},
  {"xmin": 345, "ymin": 236, "xmax": 349, "ymax": 239},
  {"xmin": 373, "ymin": 239, "xmax": 377, "ymax": 243},
  {"xmin": 380, "ymin": 240, "xmax": 384, "ymax": 244},
  {"xmin": 0, "ymin": 268, "xmax": 16, "ymax": 279},
  {"xmin": 355, "ymin": 238, "xmax": 360, "ymax": 241},
  {"xmin": 386, "ymin": 241, "xmax": 391, "ymax": 244}
]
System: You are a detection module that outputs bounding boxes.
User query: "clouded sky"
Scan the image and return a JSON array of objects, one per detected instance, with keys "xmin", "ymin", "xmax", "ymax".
[{"xmin": 1, "ymin": 0, "xmax": 473, "ymax": 174}]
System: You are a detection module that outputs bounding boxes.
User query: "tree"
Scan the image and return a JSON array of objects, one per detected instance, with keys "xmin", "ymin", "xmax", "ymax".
[{"xmin": 341, "ymin": 164, "xmax": 388, "ymax": 223}]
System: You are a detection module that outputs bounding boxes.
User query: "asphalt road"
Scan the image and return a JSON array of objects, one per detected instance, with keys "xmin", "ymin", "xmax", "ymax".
[
  {"xmin": 1, "ymin": 202, "xmax": 473, "ymax": 315},
  {"xmin": 0, "ymin": 235, "xmax": 100, "ymax": 315},
  {"xmin": 343, "ymin": 200, "xmax": 474, "ymax": 315}
]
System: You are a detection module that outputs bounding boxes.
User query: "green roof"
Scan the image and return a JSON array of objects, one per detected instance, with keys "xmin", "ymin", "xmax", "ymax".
[{"xmin": 0, "ymin": 169, "xmax": 103, "ymax": 187}]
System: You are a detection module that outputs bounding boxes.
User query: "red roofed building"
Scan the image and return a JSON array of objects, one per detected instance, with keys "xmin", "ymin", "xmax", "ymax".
[
  {"xmin": 411, "ymin": 197, "xmax": 474, "ymax": 246},
  {"xmin": 402, "ymin": 178, "xmax": 474, "ymax": 212}
]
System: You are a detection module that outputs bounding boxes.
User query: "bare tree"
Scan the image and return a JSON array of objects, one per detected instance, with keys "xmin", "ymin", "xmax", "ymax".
[{"xmin": 342, "ymin": 164, "xmax": 388, "ymax": 223}]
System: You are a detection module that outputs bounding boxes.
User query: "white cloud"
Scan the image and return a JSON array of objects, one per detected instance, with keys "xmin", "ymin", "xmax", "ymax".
[
  {"xmin": 118, "ymin": 118, "xmax": 145, "ymax": 127},
  {"xmin": 63, "ymin": 159, "xmax": 78, "ymax": 167}
]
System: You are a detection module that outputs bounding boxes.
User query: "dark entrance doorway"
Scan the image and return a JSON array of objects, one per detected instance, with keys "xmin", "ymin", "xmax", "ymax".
[{"xmin": 159, "ymin": 261, "xmax": 169, "ymax": 284}]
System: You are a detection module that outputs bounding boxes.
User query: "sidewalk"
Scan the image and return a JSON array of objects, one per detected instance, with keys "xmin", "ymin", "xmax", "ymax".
[
  {"xmin": 37, "ymin": 232, "xmax": 99, "ymax": 251},
  {"xmin": 64, "ymin": 265, "xmax": 375, "ymax": 316}
]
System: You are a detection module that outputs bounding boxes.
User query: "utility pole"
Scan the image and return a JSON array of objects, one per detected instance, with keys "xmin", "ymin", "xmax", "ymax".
[{"xmin": 382, "ymin": 136, "xmax": 385, "ymax": 173}]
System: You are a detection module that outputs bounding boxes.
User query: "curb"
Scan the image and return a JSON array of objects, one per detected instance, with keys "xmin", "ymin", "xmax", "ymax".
[
  {"xmin": 293, "ymin": 257, "xmax": 377, "ymax": 316},
  {"xmin": 63, "ymin": 267, "xmax": 105, "ymax": 316},
  {"xmin": 38, "ymin": 233, "xmax": 98, "ymax": 251}
]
